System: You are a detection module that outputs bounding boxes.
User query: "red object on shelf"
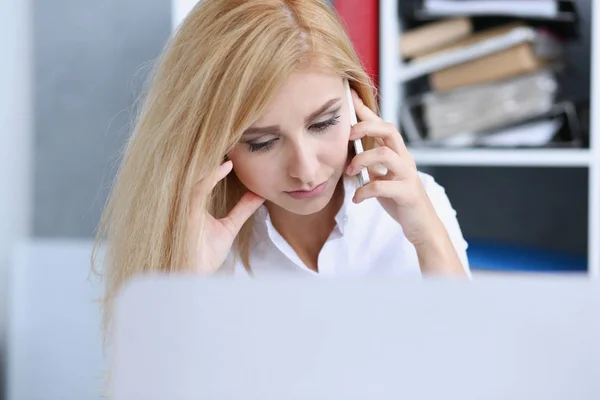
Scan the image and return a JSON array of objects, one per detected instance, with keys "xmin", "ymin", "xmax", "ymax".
[{"xmin": 334, "ymin": 0, "xmax": 379, "ymax": 89}]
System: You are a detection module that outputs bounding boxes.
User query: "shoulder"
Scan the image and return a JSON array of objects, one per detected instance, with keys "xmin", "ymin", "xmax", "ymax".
[
  {"xmin": 418, "ymin": 172, "xmax": 472, "ymax": 276},
  {"xmin": 418, "ymin": 171, "xmax": 457, "ymax": 220},
  {"xmin": 419, "ymin": 171, "xmax": 446, "ymax": 195}
]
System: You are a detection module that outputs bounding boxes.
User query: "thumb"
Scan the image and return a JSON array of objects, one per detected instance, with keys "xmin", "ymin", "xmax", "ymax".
[{"xmin": 220, "ymin": 192, "xmax": 265, "ymax": 236}]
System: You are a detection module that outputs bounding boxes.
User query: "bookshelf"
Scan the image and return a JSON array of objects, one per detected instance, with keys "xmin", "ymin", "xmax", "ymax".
[
  {"xmin": 378, "ymin": 0, "xmax": 600, "ymax": 276},
  {"xmin": 407, "ymin": 148, "xmax": 591, "ymax": 167}
]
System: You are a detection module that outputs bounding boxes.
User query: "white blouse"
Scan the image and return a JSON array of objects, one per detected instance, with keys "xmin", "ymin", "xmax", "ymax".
[{"xmin": 225, "ymin": 173, "xmax": 471, "ymax": 278}]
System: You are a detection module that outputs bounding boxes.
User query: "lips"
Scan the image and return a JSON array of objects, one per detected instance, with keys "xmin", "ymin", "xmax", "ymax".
[{"xmin": 285, "ymin": 181, "xmax": 328, "ymax": 199}]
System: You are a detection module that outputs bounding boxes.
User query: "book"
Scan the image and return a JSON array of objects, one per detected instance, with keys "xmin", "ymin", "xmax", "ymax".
[
  {"xmin": 399, "ymin": 25, "xmax": 537, "ymax": 82},
  {"xmin": 400, "ymin": 17, "xmax": 473, "ymax": 59},
  {"xmin": 413, "ymin": 22, "xmax": 524, "ymax": 59},
  {"xmin": 430, "ymin": 30, "xmax": 562, "ymax": 92},
  {"xmin": 423, "ymin": 70, "xmax": 557, "ymax": 139}
]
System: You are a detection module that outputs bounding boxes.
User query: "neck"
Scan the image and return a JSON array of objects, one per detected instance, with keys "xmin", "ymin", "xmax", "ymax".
[{"xmin": 266, "ymin": 178, "xmax": 345, "ymax": 266}]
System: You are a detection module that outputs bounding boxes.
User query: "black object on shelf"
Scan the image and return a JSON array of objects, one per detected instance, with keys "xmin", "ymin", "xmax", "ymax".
[{"xmin": 399, "ymin": 0, "xmax": 580, "ymax": 38}]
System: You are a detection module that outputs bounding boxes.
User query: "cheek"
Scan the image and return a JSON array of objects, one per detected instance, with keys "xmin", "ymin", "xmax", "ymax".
[
  {"xmin": 227, "ymin": 148, "xmax": 273, "ymax": 196},
  {"xmin": 325, "ymin": 124, "xmax": 352, "ymax": 164}
]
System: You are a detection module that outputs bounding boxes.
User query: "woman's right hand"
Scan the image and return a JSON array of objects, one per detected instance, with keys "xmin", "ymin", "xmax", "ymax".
[{"xmin": 189, "ymin": 160, "xmax": 265, "ymax": 274}]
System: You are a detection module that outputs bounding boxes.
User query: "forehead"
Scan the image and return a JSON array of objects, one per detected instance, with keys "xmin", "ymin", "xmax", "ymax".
[{"xmin": 253, "ymin": 70, "xmax": 344, "ymax": 125}]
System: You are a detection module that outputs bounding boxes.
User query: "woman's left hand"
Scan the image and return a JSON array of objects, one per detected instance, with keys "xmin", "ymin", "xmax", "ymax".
[{"xmin": 345, "ymin": 90, "xmax": 464, "ymax": 275}]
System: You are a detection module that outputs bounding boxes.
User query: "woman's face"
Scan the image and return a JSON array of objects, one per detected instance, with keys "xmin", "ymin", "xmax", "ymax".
[{"xmin": 227, "ymin": 71, "xmax": 352, "ymax": 216}]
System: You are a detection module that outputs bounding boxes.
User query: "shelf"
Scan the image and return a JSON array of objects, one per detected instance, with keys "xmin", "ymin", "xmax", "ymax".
[
  {"xmin": 408, "ymin": 148, "xmax": 592, "ymax": 167},
  {"xmin": 380, "ymin": 0, "xmax": 599, "ymax": 276}
]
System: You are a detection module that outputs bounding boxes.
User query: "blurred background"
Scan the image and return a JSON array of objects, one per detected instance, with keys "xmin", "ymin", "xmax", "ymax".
[
  {"xmin": 0, "ymin": 0, "xmax": 598, "ymax": 399},
  {"xmin": 384, "ymin": 0, "xmax": 596, "ymax": 276}
]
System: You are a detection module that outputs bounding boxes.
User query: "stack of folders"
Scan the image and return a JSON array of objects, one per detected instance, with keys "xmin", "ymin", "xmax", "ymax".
[{"xmin": 398, "ymin": 0, "xmax": 584, "ymax": 148}]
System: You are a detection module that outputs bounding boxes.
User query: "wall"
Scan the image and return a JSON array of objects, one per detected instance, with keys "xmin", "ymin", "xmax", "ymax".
[
  {"xmin": 33, "ymin": 0, "xmax": 172, "ymax": 238},
  {"xmin": 0, "ymin": 0, "xmax": 32, "ymax": 397},
  {"xmin": 2, "ymin": 1, "xmax": 171, "ymax": 398}
]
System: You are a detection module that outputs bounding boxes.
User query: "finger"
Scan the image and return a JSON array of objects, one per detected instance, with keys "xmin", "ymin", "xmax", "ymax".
[
  {"xmin": 351, "ymin": 89, "xmax": 380, "ymax": 122},
  {"xmin": 220, "ymin": 191, "xmax": 265, "ymax": 236},
  {"xmin": 192, "ymin": 160, "xmax": 232, "ymax": 197},
  {"xmin": 368, "ymin": 165, "xmax": 388, "ymax": 180},
  {"xmin": 211, "ymin": 160, "xmax": 233, "ymax": 189},
  {"xmin": 349, "ymin": 120, "xmax": 406, "ymax": 155},
  {"xmin": 346, "ymin": 146, "xmax": 414, "ymax": 179},
  {"xmin": 190, "ymin": 161, "xmax": 234, "ymax": 217},
  {"xmin": 353, "ymin": 180, "xmax": 406, "ymax": 204}
]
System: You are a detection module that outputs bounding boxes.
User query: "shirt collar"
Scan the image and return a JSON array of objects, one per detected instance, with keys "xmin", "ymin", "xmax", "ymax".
[{"xmin": 333, "ymin": 175, "xmax": 360, "ymax": 235}]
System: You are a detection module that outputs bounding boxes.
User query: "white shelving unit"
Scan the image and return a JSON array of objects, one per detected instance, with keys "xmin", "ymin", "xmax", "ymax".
[
  {"xmin": 379, "ymin": 0, "xmax": 600, "ymax": 276},
  {"xmin": 407, "ymin": 148, "xmax": 592, "ymax": 167}
]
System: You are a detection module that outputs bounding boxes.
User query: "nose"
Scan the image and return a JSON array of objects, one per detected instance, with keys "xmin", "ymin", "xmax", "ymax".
[{"xmin": 287, "ymin": 141, "xmax": 319, "ymax": 184}]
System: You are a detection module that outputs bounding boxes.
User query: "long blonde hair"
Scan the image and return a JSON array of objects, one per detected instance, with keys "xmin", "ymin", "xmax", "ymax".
[{"xmin": 92, "ymin": 0, "xmax": 379, "ymax": 335}]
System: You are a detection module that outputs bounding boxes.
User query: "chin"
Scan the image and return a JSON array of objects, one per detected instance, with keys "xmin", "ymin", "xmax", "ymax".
[{"xmin": 282, "ymin": 197, "xmax": 332, "ymax": 216}]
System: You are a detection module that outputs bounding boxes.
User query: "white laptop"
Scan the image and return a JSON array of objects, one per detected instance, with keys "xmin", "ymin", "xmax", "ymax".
[{"xmin": 111, "ymin": 275, "xmax": 600, "ymax": 400}]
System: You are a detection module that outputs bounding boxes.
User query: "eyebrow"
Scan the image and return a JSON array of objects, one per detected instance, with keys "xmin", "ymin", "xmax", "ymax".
[{"xmin": 242, "ymin": 97, "xmax": 341, "ymax": 137}]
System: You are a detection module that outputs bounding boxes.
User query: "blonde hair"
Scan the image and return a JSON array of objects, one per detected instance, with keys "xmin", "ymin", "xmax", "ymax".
[{"xmin": 92, "ymin": 0, "xmax": 379, "ymax": 337}]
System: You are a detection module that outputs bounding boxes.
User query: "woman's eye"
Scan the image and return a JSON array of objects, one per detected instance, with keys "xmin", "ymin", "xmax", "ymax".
[
  {"xmin": 245, "ymin": 115, "xmax": 340, "ymax": 153},
  {"xmin": 310, "ymin": 115, "xmax": 341, "ymax": 133},
  {"xmin": 248, "ymin": 139, "xmax": 277, "ymax": 153}
]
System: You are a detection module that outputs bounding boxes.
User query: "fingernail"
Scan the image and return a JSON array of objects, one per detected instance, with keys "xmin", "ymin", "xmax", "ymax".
[
  {"xmin": 346, "ymin": 165, "xmax": 354, "ymax": 175},
  {"xmin": 221, "ymin": 160, "xmax": 233, "ymax": 171}
]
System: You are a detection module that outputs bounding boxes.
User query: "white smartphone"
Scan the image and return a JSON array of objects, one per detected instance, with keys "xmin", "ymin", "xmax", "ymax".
[{"xmin": 344, "ymin": 79, "xmax": 370, "ymax": 187}]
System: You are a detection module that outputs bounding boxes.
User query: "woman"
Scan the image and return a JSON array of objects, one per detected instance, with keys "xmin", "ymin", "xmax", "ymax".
[{"xmin": 93, "ymin": 0, "xmax": 470, "ymax": 330}]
